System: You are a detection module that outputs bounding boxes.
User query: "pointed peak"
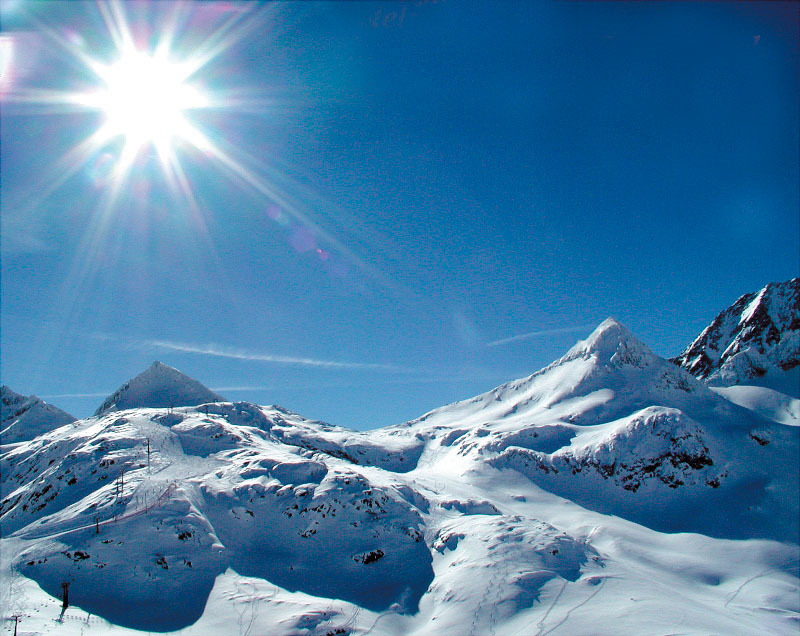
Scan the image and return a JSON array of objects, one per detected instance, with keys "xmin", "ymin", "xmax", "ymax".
[
  {"xmin": 574, "ymin": 318, "xmax": 637, "ymax": 351},
  {"xmin": 1, "ymin": 384, "xmax": 25, "ymax": 402},
  {"xmin": 566, "ymin": 318, "xmax": 655, "ymax": 367},
  {"xmin": 588, "ymin": 317, "xmax": 630, "ymax": 338},
  {"xmin": 141, "ymin": 361, "xmax": 180, "ymax": 376},
  {"xmin": 94, "ymin": 363, "xmax": 225, "ymax": 416}
]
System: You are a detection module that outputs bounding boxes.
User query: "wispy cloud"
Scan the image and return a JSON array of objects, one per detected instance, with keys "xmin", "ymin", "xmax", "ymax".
[
  {"xmin": 141, "ymin": 338, "xmax": 408, "ymax": 371},
  {"xmin": 486, "ymin": 324, "xmax": 595, "ymax": 348}
]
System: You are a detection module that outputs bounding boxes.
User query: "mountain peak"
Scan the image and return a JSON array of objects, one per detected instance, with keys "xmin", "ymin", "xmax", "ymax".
[
  {"xmin": 143, "ymin": 360, "xmax": 178, "ymax": 377},
  {"xmin": 566, "ymin": 318, "xmax": 656, "ymax": 368},
  {"xmin": 94, "ymin": 362, "xmax": 225, "ymax": 416},
  {"xmin": 672, "ymin": 278, "xmax": 799, "ymax": 394},
  {"xmin": 1, "ymin": 385, "xmax": 76, "ymax": 443}
]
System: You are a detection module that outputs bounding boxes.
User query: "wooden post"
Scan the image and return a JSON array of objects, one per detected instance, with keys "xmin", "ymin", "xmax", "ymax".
[{"xmin": 61, "ymin": 581, "xmax": 70, "ymax": 609}]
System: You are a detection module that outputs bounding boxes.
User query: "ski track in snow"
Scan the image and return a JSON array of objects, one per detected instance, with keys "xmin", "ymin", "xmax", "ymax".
[
  {"xmin": 233, "ymin": 580, "xmax": 263, "ymax": 636},
  {"xmin": 469, "ymin": 564, "xmax": 502, "ymax": 636},
  {"xmin": 362, "ymin": 607, "xmax": 398, "ymax": 636},
  {"xmin": 724, "ymin": 556, "xmax": 800, "ymax": 609},
  {"xmin": 533, "ymin": 577, "xmax": 606, "ymax": 636},
  {"xmin": 532, "ymin": 579, "xmax": 567, "ymax": 636}
]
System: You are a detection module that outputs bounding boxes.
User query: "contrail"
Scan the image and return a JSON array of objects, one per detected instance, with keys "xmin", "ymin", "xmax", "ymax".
[
  {"xmin": 141, "ymin": 338, "xmax": 408, "ymax": 371},
  {"xmin": 486, "ymin": 324, "xmax": 595, "ymax": 347}
]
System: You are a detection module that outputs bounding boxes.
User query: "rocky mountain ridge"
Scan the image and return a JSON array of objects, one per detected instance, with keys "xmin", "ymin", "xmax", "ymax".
[{"xmin": 672, "ymin": 278, "xmax": 799, "ymax": 394}]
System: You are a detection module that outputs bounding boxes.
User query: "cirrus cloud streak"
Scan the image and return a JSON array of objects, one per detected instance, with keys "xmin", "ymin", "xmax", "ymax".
[
  {"xmin": 486, "ymin": 324, "xmax": 595, "ymax": 348},
  {"xmin": 142, "ymin": 338, "xmax": 408, "ymax": 372}
]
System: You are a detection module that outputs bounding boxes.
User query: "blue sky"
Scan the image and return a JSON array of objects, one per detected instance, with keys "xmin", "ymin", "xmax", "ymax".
[{"xmin": 2, "ymin": 1, "xmax": 797, "ymax": 430}]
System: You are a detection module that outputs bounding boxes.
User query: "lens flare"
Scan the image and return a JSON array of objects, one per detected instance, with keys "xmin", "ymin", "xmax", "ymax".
[
  {"xmin": 2, "ymin": 0, "xmax": 258, "ymax": 207},
  {"xmin": 2, "ymin": 0, "xmax": 388, "ymax": 291}
]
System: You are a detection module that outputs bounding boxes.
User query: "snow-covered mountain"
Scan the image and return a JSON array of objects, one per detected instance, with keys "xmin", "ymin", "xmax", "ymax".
[
  {"xmin": 1, "ymin": 316, "xmax": 798, "ymax": 635},
  {"xmin": 401, "ymin": 318, "xmax": 797, "ymax": 539},
  {"xmin": 1, "ymin": 386, "xmax": 76, "ymax": 444},
  {"xmin": 673, "ymin": 278, "xmax": 799, "ymax": 395},
  {"xmin": 94, "ymin": 361, "xmax": 226, "ymax": 416}
]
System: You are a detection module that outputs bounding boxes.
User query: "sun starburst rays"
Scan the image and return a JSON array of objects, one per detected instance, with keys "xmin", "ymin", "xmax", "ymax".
[
  {"xmin": 76, "ymin": 39, "xmax": 214, "ymax": 195},
  {"xmin": 3, "ymin": 0, "xmax": 390, "ymax": 300},
  {"xmin": 3, "ymin": 0, "xmax": 264, "ymax": 210}
]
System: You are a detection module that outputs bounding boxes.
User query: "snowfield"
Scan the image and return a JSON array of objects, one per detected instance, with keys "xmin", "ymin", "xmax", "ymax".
[{"xmin": 2, "ymin": 295, "xmax": 799, "ymax": 634}]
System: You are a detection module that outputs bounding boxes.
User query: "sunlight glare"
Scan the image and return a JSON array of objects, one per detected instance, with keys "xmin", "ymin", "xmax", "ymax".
[
  {"xmin": 0, "ymin": 35, "xmax": 15, "ymax": 95},
  {"xmin": 93, "ymin": 50, "xmax": 208, "ymax": 156}
]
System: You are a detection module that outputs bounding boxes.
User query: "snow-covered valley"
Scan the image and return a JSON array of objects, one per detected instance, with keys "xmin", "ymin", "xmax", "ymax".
[{"xmin": 2, "ymin": 280, "xmax": 798, "ymax": 635}]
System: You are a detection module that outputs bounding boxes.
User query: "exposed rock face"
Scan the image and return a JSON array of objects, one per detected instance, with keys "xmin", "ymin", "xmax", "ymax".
[{"xmin": 672, "ymin": 278, "xmax": 799, "ymax": 391}]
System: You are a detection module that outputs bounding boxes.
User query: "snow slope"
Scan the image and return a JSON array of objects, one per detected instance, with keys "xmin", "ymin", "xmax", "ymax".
[
  {"xmin": 1, "ymin": 385, "xmax": 76, "ymax": 444},
  {"xmin": 673, "ymin": 278, "xmax": 800, "ymax": 395},
  {"xmin": 2, "ymin": 320, "xmax": 798, "ymax": 635},
  {"xmin": 712, "ymin": 385, "xmax": 800, "ymax": 427},
  {"xmin": 1, "ymin": 404, "xmax": 433, "ymax": 631}
]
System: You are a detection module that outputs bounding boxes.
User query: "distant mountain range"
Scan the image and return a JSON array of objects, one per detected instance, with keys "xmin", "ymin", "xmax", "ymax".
[{"xmin": 1, "ymin": 279, "xmax": 798, "ymax": 635}]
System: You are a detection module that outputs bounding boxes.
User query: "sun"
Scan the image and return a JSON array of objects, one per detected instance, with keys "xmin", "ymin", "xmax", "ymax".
[
  {"xmin": 92, "ymin": 50, "xmax": 208, "ymax": 157},
  {"xmin": 4, "ymin": 0, "xmax": 347, "ymax": 261},
  {"xmin": 75, "ymin": 41, "xmax": 216, "ymax": 185}
]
